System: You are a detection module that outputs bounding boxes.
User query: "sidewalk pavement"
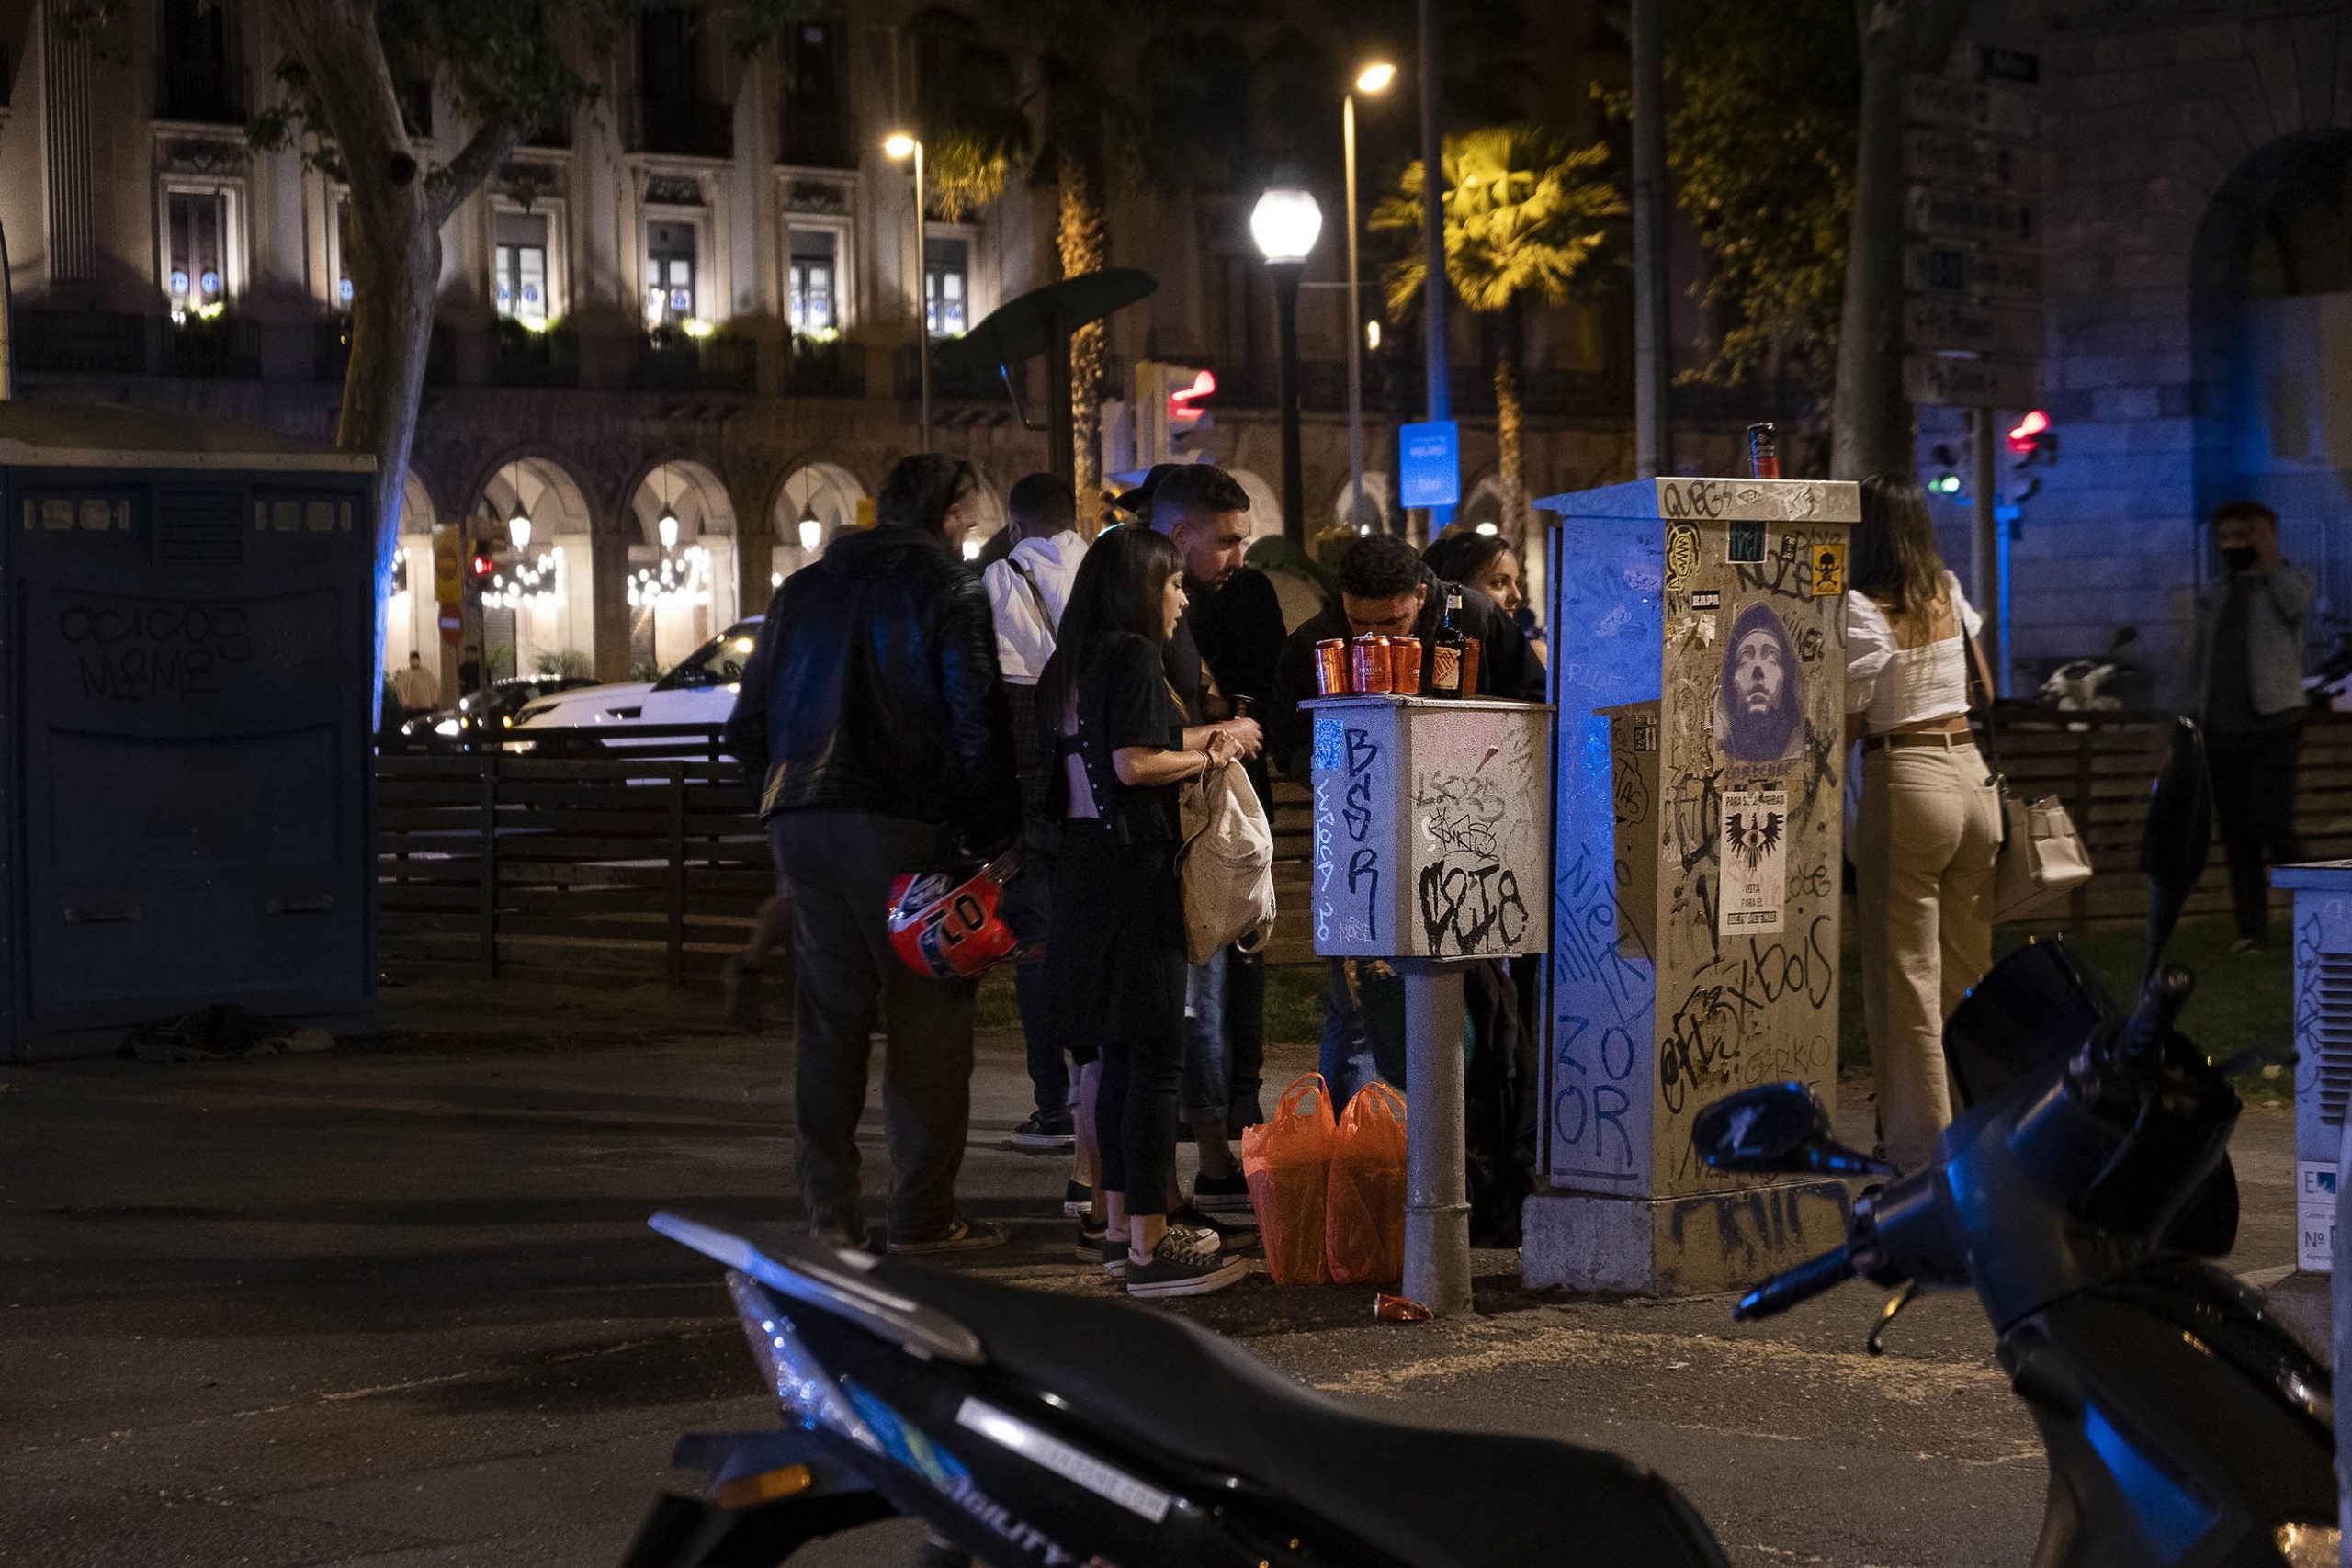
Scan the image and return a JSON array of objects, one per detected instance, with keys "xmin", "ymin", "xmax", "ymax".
[{"xmin": 0, "ymin": 976, "xmax": 2316, "ymax": 1568}]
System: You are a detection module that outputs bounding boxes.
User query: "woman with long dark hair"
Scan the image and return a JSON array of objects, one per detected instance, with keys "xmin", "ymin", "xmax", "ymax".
[
  {"xmin": 1426, "ymin": 528, "xmax": 1543, "ymax": 662},
  {"xmin": 1845, "ymin": 474, "xmax": 2001, "ymax": 1170},
  {"xmin": 1038, "ymin": 525, "xmax": 1250, "ymax": 1297}
]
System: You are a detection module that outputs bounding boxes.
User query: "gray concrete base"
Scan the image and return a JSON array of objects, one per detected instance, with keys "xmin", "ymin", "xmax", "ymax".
[{"xmin": 1521, "ymin": 1179, "xmax": 1855, "ymax": 1296}]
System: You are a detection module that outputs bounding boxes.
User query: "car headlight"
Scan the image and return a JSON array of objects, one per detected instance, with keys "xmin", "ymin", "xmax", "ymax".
[
  {"xmin": 433, "ymin": 719, "xmax": 459, "ymax": 736},
  {"xmin": 2276, "ymin": 1522, "xmax": 2340, "ymax": 1567}
]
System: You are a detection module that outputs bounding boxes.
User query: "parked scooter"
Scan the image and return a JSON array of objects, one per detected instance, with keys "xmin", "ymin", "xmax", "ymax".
[
  {"xmin": 1692, "ymin": 716, "xmax": 2336, "ymax": 1568},
  {"xmin": 2033, "ymin": 626, "xmax": 2138, "ymax": 712},
  {"xmin": 2302, "ymin": 612, "xmax": 2352, "ymax": 714},
  {"xmin": 620, "ymin": 1213, "xmax": 1728, "ymax": 1567}
]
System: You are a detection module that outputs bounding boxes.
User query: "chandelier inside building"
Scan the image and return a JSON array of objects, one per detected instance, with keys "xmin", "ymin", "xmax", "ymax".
[
  {"xmin": 483, "ymin": 545, "xmax": 566, "ymax": 610},
  {"xmin": 628, "ymin": 543, "xmax": 712, "ymax": 609}
]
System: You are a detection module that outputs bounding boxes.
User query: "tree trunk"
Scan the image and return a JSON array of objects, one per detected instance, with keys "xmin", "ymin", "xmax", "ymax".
[
  {"xmin": 1827, "ymin": 0, "xmax": 1973, "ymax": 479},
  {"xmin": 1057, "ymin": 159, "xmax": 1108, "ymax": 532},
  {"xmin": 264, "ymin": 0, "xmax": 517, "ymax": 709},
  {"xmin": 1493, "ymin": 299, "xmax": 1526, "ymax": 548}
]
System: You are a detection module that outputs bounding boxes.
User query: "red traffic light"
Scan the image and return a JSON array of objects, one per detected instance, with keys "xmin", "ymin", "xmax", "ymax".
[
  {"xmin": 1167, "ymin": 368, "xmax": 1216, "ymax": 427},
  {"xmin": 469, "ymin": 539, "xmax": 497, "ymax": 578},
  {"xmin": 2006, "ymin": 409, "xmax": 2050, "ymax": 455}
]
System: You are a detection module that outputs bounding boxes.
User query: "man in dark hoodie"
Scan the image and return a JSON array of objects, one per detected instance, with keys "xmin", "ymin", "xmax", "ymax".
[{"xmin": 726, "ymin": 453, "xmax": 1019, "ymax": 1256}]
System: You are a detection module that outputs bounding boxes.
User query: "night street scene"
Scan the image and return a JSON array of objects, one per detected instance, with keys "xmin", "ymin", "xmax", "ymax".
[{"xmin": 6, "ymin": 0, "xmax": 2352, "ymax": 1564}]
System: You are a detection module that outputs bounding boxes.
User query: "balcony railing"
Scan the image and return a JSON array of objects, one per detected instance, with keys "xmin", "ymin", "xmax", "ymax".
[
  {"xmin": 492, "ymin": 321, "xmax": 580, "ymax": 389},
  {"xmin": 632, "ymin": 329, "xmax": 755, "ymax": 392},
  {"xmin": 785, "ymin": 335, "xmax": 863, "ymax": 397},
  {"xmin": 635, "ymin": 97, "xmax": 732, "ymax": 160},
  {"xmin": 163, "ymin": 314, "xmax": 259, "ymax": 378},
  {"xmin": 15, "ymin": 309, "xmax": 149, "ymax": 375}
]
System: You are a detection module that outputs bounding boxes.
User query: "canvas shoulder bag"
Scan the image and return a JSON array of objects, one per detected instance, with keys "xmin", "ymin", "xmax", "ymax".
[
  {"xmin": 1176, "ymin": 760, "xmax": 1278, "ymax": 965},
  {"xmin": 1969, "ymin": 647, "xmax": 2094, "ymax": 919}
]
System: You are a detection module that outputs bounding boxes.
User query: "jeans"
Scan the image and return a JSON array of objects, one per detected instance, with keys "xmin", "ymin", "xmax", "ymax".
[
  {"xmin": 1181, "ymin": 949, "xmax": 1230, "ymax": 1123},
  {"xmin": 1225, "ymin": 946, "xmax": 1267, "ymax": 1124},
  {"xmin": 1854, "ymin": 744, "xmax": 2001, "ymax": 1172},
  {"xmin": 2209, "ymin": 723, "xmax": 2304, "ymax": 943},
  {"xmin": 1317, "ymin": 957, "xmax": 1408, "ymax": 1108},
  {"xmin": 770, "ymin": 809, "xmax": 978, "ymax": 1241},
  {"xmin": 1012, "ymin": 961, "xmax": 1069, "ymax": 1119}
]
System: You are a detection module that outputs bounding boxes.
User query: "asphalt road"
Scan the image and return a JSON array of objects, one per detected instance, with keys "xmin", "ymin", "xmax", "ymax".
[{"xmin": 0, "ymin": 977, "xmax": 2315, "ymax": 1568}]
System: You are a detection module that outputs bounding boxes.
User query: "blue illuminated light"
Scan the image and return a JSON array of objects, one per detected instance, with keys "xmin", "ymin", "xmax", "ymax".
[{"xmin": 2080, "ymin": 1405, "xmax": 2213, "ymax": 1559}]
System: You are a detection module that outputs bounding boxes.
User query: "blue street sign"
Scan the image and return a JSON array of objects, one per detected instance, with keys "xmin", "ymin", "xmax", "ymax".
[{"xmin": 1399, "ymin": 420, "xmax": 1461, "ymax": 509}]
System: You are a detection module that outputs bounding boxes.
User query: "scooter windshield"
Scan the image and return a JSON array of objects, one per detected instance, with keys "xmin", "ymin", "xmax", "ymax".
[{"xmin": 1942, "ymin": 937, "xmax": 2118, "ymax": 1107}]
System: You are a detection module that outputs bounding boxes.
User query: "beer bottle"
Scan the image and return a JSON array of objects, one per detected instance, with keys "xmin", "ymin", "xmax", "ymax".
[
  {"xmin": 1430, "ymin": 587, "xmax": 1474, "ymax": 698},
  {"xmin": 1747, "ymin": 422, "xmax": 1780, "ymax": 479}
]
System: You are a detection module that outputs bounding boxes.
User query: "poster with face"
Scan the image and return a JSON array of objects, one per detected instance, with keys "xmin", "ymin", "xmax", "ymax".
[{"xmin": 1714, "ymin": 601, "xmax": 1804, "ymax": 764}]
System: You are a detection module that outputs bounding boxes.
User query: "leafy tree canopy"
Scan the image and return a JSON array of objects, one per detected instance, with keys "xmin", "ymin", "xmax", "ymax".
[{"xmin": 1371, "ymin": 124, "xmax": 1623, "ymax": 319}]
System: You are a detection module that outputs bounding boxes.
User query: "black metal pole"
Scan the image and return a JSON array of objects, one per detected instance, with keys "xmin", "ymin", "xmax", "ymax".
[{"xmin": 1275, "ymin": 262, "xmax": 1305, "ymax": 544}]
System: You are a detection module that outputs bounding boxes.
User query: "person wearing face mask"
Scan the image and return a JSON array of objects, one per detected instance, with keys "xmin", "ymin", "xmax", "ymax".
[{"xmin": 2186, "ymin": 499, "xmax": 2317, "ymax": 953}]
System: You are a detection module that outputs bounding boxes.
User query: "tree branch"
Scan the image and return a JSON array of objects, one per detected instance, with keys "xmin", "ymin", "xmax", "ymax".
[{"xmin": 427, "ymin": 118, "xmax": 525, "ymax": 228}]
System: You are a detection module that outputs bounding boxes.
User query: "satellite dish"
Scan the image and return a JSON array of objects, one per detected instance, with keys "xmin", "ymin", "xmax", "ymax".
[{"xmin": 936, "ymin": 269, "xmax": 1157, "ymax": 483}]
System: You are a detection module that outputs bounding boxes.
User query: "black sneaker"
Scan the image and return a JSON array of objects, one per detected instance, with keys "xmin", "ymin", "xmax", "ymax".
[
  {"xmin": 1101, "ymin": 1235, "xmax": 1131, "ymax": 1277},
  {"xmin": 888, "ymin": 1217, "xmax": 1010, "ymax": 1255},
  {"xmin": 1075, "ymin": 1215, "xmax": 1107, "ymax": 1260},
  {"xmin": 1170, "ymin": 1202, "xmax": 1252, "ymax": 1241},
  {"xmin": 1126, "ymin": 1232, "xmax": 1250, "ymax": 1298},
  {"xmin": 1102, "ymin": 1223, "xmax": 1218, "ymax": 1275},
  {"xmin": 1012, "ymin": 1111, "xmax": 1076, "ymax": 1152},
  {"xmin": 1061, "ymin": 1179, "xmax": 1093, "ymax": 1218},
  {"xmin": 1191, "ymin": 1170, "xmax": 1253, "ymax": 1213},
  {"xmin": 810, "ymin": 1213, "xmax": 872, "ymax": 1252}
]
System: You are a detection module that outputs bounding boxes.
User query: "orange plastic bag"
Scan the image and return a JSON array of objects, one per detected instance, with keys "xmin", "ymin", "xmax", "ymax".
[
  {"xmin": 1241, "ymin": 1073, "xmax": 1338, "ymax": 1285},
  {"xmin": 1325, "ymin": 1082, "xmax": 1408, "ymax": 1285}
]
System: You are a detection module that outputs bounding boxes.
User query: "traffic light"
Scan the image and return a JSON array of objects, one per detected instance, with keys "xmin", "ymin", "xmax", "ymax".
[
  {"xmin": 2007, "ymin": 408, "xmax": 2057, "ymax": 468},
  {"xmin": 1133, "ymin": 360, "xmax": 1216, "ymax": 465},
  {"xmin": 1928, "ymin": 443, "xmax": 1963, "ymax": 495},
  {"xmin": 469, "ymin": 537, "xmax": 497, "ymax": 580}
]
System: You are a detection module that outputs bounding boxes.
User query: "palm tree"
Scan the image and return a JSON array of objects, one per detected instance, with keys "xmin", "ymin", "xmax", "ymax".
[{"xmin": 1372, "ymin": 125, "xmax": 1623, "ymax": 547}]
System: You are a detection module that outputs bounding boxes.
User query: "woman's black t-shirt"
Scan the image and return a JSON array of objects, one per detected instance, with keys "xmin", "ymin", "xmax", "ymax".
[{"xmin": 1051, "ymin": 632, "xmax": 1186, "ymax": 843}]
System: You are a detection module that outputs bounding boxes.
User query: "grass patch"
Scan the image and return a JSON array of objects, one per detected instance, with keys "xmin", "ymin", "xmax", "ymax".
[{"xmin": 1838, "ymin": 917, "xmax": 2295, "ymax": 1105}]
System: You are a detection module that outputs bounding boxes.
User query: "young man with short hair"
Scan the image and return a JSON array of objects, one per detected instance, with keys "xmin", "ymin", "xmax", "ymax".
[{"xmin": 2187, "ymin": 499, "xmax": 2317, "ymax": 953}]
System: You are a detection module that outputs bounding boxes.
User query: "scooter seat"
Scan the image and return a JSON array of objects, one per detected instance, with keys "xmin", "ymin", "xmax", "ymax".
[{"xmin": 869, "ymin": 1257, "xmax": 1727, "ymax": 1568}]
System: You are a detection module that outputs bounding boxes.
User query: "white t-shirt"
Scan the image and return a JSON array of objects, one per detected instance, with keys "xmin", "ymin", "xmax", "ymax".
[{"xmin": 1844, "ymin": 571, "xmax": 1983, "ymax": 733}]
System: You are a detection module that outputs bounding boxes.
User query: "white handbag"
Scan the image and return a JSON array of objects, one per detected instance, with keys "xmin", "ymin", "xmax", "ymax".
[
  {"xmin": 1971, "ymin": 660, "xmax": 2095, "ymax": 919},
  {"xmin": 1176, "ymin": 761, "xmax": 1277, "ymax": 965}
]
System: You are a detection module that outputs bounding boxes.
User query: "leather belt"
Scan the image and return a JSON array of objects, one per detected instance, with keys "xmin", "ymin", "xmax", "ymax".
[{"xmin": 1861, "ymin": 730, "xmax": 1975, "ymax": 752}]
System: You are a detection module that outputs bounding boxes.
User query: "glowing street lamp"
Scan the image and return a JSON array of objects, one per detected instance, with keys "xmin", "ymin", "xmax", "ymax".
[
  {"xmin": 797, "ymin": 502, "xmax": 823, "ymax": 554},
  {"xmin": 507, "ymin": 499, "xmax": 533, "ymax": 551},
  {"xmin": 1252, "ymin": 182, "xmax": 1323, "ymax": 543},
  {"xmin": 657, "ymin": 505, "xmax": 681, "ymax": 551}
]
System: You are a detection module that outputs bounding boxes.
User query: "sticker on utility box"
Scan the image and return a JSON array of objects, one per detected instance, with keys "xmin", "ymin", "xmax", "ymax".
[
  {"xmin": 1719, "ymin": 787, "xmax": 1787, "ymax": 936},
  {"xmin": 2299, "ymin": 1160, "xmax": 2336, "ymax": 1274}
]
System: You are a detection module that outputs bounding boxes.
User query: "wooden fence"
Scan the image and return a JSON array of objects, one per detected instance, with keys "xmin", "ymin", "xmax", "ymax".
[{"xmin": 376, "ymin": 716, "xmax": 2352, "ymax": 984}]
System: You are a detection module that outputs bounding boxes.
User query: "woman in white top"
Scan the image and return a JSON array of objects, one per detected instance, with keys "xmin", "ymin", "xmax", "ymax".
[{"xmin": 1844, "ymin": 474, "xmax": 2002, "ymax": 1171}]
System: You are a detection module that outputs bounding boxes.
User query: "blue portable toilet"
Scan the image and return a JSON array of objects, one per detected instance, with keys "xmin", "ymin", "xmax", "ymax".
[{"xmin": 0, "ymin": 403, "xmax": 378, "ymax": 1057}]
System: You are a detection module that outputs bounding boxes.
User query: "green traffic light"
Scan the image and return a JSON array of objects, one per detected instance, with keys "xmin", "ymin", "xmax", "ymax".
[{"xmin": 1930, "ymin": 475, "xmax": 1962, "ymax": 494}]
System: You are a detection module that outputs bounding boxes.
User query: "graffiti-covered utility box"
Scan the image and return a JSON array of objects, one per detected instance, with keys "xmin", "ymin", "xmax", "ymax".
[
  {"xmin": 1306, "ymin": 696, "xmax": 1552, "ymax": 961},
  {"xmin": 1524, "ymin": 476, "xmax": 1858, "ymax": 1294},
  {"xmin": 0, "ymin": 403, "xmax": 378, "ymax": 1058}
]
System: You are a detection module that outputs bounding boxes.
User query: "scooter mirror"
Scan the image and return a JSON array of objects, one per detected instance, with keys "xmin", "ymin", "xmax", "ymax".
[
  {"xmin": 1693, "ymin": 1084, "xmax": 1898, "ymax": 1178},
  {"xmin": 2111, "ymin": 626, "xmax": 2139, "ymax": 651},
  {"xmin": 2138, "ymin": 717, "xmax": 2212, "ymax": 977}
]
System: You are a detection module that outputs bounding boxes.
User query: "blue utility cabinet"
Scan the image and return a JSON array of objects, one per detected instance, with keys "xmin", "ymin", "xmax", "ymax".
[{"xmin": 0, "ymin": 403, "xmax": 377, "ymax": 1056}]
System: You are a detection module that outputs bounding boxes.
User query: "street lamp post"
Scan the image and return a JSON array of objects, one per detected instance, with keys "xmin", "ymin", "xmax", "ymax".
[
  {"xmin": 1345, "ymin": 62, "xmax": 1396, "ymax": 534},
  {"xmin": 1252, "ymin": 184, "xmax": 1323, "ymax": 546},
  {"xmin": 885, "ymin": 131, "xmax": 931, "ymax": 450}
]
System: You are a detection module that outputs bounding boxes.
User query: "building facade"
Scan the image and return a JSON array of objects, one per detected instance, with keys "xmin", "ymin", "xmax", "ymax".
[{"xmin": 1, "ymin": 0, "xmax": 1687, "ymax": 696}]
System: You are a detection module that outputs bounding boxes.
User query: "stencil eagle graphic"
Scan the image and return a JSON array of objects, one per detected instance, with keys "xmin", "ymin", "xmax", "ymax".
[{"xmin": 1724, "ymin": 808, "xmax": 1785, "ymax": 873}]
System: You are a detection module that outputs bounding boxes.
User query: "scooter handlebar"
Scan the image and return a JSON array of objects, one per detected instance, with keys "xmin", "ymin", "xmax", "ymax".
[
  {"xmin": 2118, "ymin": 965, "xmax": 2195, "ymax": 1066},
  {"xmin": 1732, "ymin": 1243, "xmax": 1857, "ymax": 1322}
]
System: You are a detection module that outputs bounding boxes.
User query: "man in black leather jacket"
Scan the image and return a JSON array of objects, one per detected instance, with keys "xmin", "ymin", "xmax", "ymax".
[{"xmin": 726, "ymin": 453, "xmax": 1019, "ymax": 1256}]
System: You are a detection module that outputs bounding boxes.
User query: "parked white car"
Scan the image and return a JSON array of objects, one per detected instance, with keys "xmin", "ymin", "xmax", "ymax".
[{"xmin": 511, "ymin": 617, "xmax": 763, "ymax": 742}]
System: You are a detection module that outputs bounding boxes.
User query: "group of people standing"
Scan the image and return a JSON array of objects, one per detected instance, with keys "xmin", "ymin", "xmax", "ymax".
[{"xmin": 724, "ymin": 453, "xmax": 1543, "ymax": 1296}]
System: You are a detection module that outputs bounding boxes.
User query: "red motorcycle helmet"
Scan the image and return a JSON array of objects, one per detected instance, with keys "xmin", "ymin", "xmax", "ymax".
[{"xmin": 888, "ymin": 845, "xmax": 1038, "ymax": 982}]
